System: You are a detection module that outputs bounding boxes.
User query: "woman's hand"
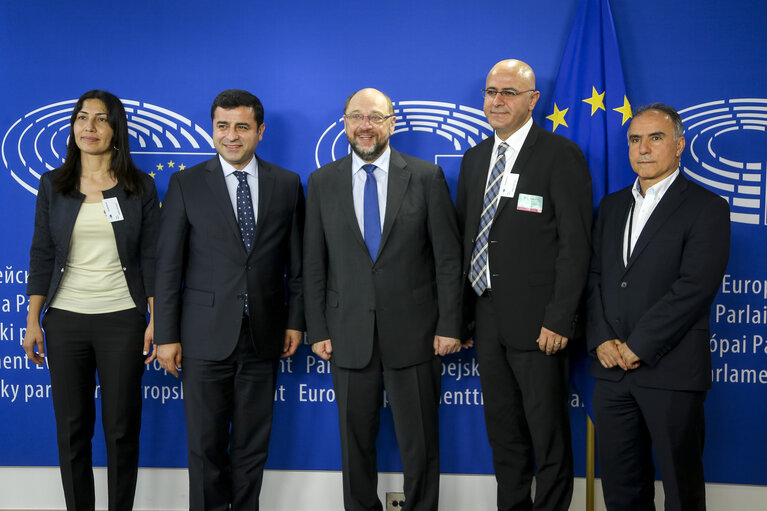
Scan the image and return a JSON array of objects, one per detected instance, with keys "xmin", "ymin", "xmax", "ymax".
[
  {"xmin": 23, "ymin": 322, "xmax": 46, "ymax": 365},
  {"xmin": 143, "ymin": 318, "xmax": 156, "ymax": 364}
]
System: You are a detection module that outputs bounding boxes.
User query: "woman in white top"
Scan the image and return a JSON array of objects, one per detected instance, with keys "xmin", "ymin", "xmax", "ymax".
[{"xmin": 23, "ymin": 89, "xmax": 159, "ymax": 511}]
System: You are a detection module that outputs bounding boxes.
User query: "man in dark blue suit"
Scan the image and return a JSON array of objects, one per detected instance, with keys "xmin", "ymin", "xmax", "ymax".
[
  {"xmin": 155, "ymin": 90, "xmax": 304, "ymax": 511},
  {"xmin": 587, "ymin": 103, "xmax": 730, "ymax": 511}
]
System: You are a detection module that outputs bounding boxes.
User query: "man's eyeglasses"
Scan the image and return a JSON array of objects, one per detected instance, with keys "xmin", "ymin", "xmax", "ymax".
[
  {"xmin": 482, "ymin": 89, "xmax": 536, "ymax": 99},
  {"xmin": 344, "ymin": 113, "xmax": 395, "ymax": 125}
]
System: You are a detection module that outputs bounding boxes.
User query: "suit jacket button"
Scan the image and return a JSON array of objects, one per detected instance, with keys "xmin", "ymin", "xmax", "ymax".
[{"xmin": 620, "ymin": 281, "xmax": 627, "ymax": 288}]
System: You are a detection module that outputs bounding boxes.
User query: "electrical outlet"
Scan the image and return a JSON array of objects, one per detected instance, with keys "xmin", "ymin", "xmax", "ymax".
[{"xmin": 386, "ymin": 491, "xmax": 406, "ymax": 511}]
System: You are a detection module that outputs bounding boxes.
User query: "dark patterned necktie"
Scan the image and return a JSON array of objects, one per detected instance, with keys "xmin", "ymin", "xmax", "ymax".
[{"xmin": 234, "ymin": 171, "xmax": 255, "ymax": 313}]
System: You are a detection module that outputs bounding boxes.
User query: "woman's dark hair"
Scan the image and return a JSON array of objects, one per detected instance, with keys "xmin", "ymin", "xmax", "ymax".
[{"xmin": 54, "ymin": 89, "xmax": 144, "ymax": 197}]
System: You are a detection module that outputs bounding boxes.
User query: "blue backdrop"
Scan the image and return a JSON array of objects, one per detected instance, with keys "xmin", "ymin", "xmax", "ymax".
[{"xmin": 1, "ymin": 0, "xmax": 765, "ymax": 485}]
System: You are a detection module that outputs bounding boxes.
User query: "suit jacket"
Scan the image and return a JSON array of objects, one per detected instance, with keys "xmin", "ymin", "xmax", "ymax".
[
  {"xmin": 154, "ymin": 155, "xmax": 305, "ymax": 361},
  {"xmin": 456, "ymin": 121, "xmax": 593, "ymax": 348},
  {"xmin": 303, "ymin": 148, "xmax": 463, "ymax": 370},
  {"xmin": 27, "ymin": 170, "xmax": 159, "ymax": 315},
  {"xmin": 586, "ymin": 173, "xmax": 730, "ymax": 391}
]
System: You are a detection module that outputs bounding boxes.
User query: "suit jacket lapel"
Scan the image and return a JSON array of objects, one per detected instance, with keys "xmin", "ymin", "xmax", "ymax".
[
  {"xmin": 495, "ymin": 121, "xmax": 539, "ymax": 219},
  {"xmin": 379, "ymin": 148, "xmax": 410, "ymax": 257},
  {"xmin": 335, "ymin": 156, "xmax": 368, "ymax": 251},
  {"xmin": 253, "ymin": 155, "xmax": 275, "ymax": 251},
  {"xmin": 610, "ymin": 189, "xmax": 634, "ymax": 269},
  {"xmin": 466, "ymin": 138, "xmax": 493, "ymax": 241},
  {"xmin": 624, "ymin": 175, "xmax": 688, "ymax": 273},
  {"xmin": 203, "ymin": 156, "xmax": 243, "ymax": 249},
  {"xmin": 58, "ymin": 193, "xmax": 86, "ymax": 255}
]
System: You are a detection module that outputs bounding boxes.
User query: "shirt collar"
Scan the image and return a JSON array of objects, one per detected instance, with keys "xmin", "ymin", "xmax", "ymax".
[
  {"xmin": 494, "ymin": 116, "xmax": 533, "ymax": 155},
  {"xmin": 632, "ymin": 168, "xmax": 679, "ymax": 202},
  {"xmin": 219, "ymin": 153, "xmax": 258, "ymax": 179},
  {"xmin": 351, "ymin": 145, "xmax": 391, "ymax": 175}
]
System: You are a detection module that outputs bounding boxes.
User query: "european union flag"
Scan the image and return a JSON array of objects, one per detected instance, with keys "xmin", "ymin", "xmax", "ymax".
[
  {"xmin": 545, "ymin": 0, "xmax": 633, "ymax": 418},
  {"xmin": 546, "ymin": 0, "xmax": 634, "ymax": 202}
]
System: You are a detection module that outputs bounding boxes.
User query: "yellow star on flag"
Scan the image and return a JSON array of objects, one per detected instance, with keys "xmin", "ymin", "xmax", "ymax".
[
  {"xmin": 168, "ymin": 160, "xmax": 175, "ymax": 168},
  {"xmin": 613, "ymin": 95, "xmax": 633, "ymax": 125},
  {"xmin": 149, "ymin": 171, "xmax": 156, "ymax": 179},
  {"xmin": 156, "ymin": 163, "xmax": 164, "ymax": 171},
  {"xmin": 179, "ymin": 163, "xmax": 186, "ymax": 170},
  {"xmin": 546, "ymin": 103, "xmax": 569, "ymax": 132},
  {"xmin": 582, "ymin": 86, "xmax": 606, "ymax": 116}
]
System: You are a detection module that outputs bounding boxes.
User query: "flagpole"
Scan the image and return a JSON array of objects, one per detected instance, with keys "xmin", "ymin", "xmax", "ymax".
[{"xmin": 586, "ymin": 415, "xmax": 595, "ymax": 511}]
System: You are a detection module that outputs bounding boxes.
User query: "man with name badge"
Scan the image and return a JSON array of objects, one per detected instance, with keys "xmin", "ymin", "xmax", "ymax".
[
  {"xmin": 154, "ymin": 89, "xmax": 305, "ymax": 511},
  {"xmin": 304, "ymin": 88, "xmax": 464, "ymax": 511},
  {"xmin": 587, "ymin": 103, "xmax": 730, "ymax": 511},
  {"xmin": 456, "ymin": 59, "xmax": 592, "ymax": 510}
]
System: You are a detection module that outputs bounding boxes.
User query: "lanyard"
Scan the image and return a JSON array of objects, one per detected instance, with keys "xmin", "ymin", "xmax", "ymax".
[{"xmin": 625, "ymin": 199, "xmax": 636, "ymax": 263}]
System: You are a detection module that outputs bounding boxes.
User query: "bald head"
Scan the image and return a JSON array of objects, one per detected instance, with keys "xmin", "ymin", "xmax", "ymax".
[
  {"xmin": 487, "ymin": 59, "xmax": 536, "ymax": 91},
  {"xmin": 344, "ymin": 88, "xmax": 394, "ymax": 115},
  {"xmin": 483, "ymin": 59, "xmax": 540, "ymax": 139}
]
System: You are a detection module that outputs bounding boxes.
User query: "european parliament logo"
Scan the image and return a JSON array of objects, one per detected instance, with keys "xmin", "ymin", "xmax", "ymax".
[
  {"xmin": 1, "ymin": 98, "xmax": 215, "ymax": 196},
  {"xmin": 680, "ymin": 98, "xmax": 767, "ymax": 226},
  {"xmin": 315, "ymin": 100, "xmax": 494, "ymax": 198}
]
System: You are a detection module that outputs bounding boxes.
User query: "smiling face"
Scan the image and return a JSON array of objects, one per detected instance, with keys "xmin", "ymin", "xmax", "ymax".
[
  {"xmin": 212, "ymin": 106, "xmax": 265, "ymax": 169},
  {"xmin": 343, "ymin": 88, "xmax": 395, "ymax": 163},
  {"xmin": 73, "ymin": 99, "xmax": 114, "ymax": 157},
  {"xmin": 483, "ymin": 60, "xmax": 540, "ymax": 140},
  {"xmin": 627, "ymin": 109, "xmax": 685, "ymax": 193}
]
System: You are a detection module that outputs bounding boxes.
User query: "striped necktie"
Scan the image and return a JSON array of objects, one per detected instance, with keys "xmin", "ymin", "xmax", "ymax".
[{"xmin": 469, "ymin": 142, "xmax": 508, "ymax": 295}]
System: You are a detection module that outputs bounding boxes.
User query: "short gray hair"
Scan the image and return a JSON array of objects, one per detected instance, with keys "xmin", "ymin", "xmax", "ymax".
[{"xmin": 632, "ymin": 103, "xmax": 684, "ymax": 139}]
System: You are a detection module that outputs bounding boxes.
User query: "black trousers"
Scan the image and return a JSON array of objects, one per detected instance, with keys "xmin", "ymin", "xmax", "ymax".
[
  {"xmin": 182, "ymin": 318, "xmax": 278, "ymax": 511},
  {"xmin": 43, "ymin": 307, "xmax": 147, "ymax": 511},
  {"xmin": 332, "ymin": 339, "xmax": 442, "ymax": 511},
  {"xmin": 474, "ymin": 293, "xmax": 573, "ymax": 511},
  {"xmin": 593, "ymin": 375, "xmax": 707, "ymax": 511}
]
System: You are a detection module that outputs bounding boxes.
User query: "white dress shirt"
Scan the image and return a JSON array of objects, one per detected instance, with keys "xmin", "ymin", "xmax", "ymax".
[
  {"xmin": 351, "ymin": 146, "xmax": 390, "ymax": 234},
  {"xmin": 220, "ymin": 154, "xmax": 259, "ymax": 225},
  {"xmin": 622, "ymin": 169, "xmax": 679, "ymax": 266}
]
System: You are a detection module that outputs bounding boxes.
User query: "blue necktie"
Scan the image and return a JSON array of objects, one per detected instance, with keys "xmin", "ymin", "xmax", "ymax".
[
  {"xmin": 234, "ymin": 171, "xmax": 255, "ymax": 313},
  {"xmin": 469, "ymin": 142, "xmax": 508, "ymax": 295},
  {"xmin": 363, "ymin": 164, "xmax": 381, "ymax": 261}
]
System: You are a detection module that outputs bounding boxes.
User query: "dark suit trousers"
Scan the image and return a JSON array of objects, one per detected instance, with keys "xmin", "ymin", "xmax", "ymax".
[
  {"xmin": 44, "ymin": 307, "xmax": 146, "ymax": 511},
  {"xmin": 475, "ymin": 293, "xmax": 573, "ymax": 511},
  {"xmin": 593, "ymin": 374, "xmax": 707, "ymax": 511},
  {"xmin": 332, "ymin": 339, "xmax": 442, "ymax": 511},
  {"xmin": 183, "ymin": 318, "xmax": 278, "ymax": 511}
]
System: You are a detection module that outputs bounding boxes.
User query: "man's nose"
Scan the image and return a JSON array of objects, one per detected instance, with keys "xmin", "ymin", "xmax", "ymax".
[
  {"xmin": 359, "ymin": 115, "xmax": 374, "ymax": 128},
  {"xmin": 225, "ymin": 125, "xmax": 239, "ymax": 139}
]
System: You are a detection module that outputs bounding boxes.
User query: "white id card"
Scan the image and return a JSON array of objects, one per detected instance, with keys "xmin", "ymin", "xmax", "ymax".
[
  {"xmin": 102, "ymin": 197, "xmax": 124, "ymax": 222},
  {"xmin": 499, "ymin": 173, "xmax": 519, "ymax": 198},
  {"xmin": 517, "ymin": 193, "xmax": 543, "ymax": 213}
]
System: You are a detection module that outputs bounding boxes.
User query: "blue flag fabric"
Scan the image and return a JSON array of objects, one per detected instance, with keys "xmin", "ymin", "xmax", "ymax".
[{"xmin": 545, "ymin": 0, "xmax": 633, "ymax": 419}]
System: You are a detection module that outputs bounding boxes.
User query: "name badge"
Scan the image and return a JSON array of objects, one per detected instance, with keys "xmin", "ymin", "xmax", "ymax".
[
  {"xmin": 102, "ymin": 197, "xmax": 124, "ymax": 222},
  {"xmin": 517, "ymin": 193, "xmax": 543, "ymax": 213},
  {"xmin": 499, "ymin": 173, "xmax": 519, "ymax": 198}
]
